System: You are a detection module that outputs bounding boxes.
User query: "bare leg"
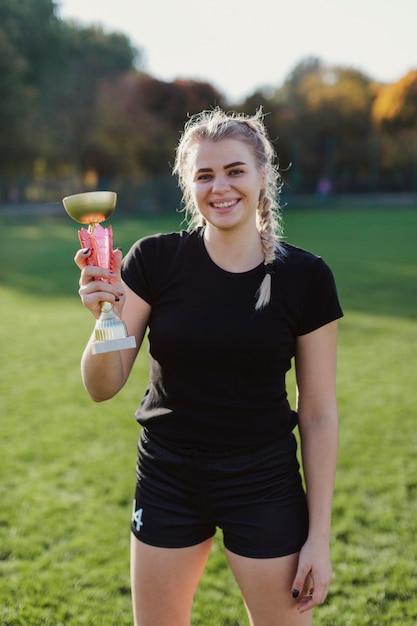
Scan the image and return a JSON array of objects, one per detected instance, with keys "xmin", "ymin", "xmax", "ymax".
[
  {"xmin": 226, "ymin": 549, "xmax": 313, "ymax": 626},
  {"xmin": 130, "ymin": 534, "xmax": 213, "ymax": 626}
]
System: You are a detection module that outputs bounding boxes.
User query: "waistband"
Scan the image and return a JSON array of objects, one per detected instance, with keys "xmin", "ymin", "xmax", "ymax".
[{"xmin": 140, "ymin": 428, "xmax": 293, "ymax": 460}]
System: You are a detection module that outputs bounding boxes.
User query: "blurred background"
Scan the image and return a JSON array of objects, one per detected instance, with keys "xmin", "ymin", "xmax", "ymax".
[
  {"xmin": 1, "ymin": 0, "xmax": 416, "ymax": 215},
  {"xmin": 1, "ymin": 2, "xmax": 417, "ymax": 623}
]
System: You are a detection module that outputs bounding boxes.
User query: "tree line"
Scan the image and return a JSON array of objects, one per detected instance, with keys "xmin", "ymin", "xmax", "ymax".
[{"xmin": 1, "ymin": 0, "xmax": 416, "ymax": 208}]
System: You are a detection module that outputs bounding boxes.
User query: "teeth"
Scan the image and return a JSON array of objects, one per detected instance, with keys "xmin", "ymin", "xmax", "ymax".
[{"xmin": 212, "ymin": 201, "xmax": 235, "ymax": 208}]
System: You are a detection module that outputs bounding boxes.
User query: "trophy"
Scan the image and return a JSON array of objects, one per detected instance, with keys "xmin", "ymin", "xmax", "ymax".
[{"xmin": 62, "ymin": 191, "xmax": 136, "ymax": 354}]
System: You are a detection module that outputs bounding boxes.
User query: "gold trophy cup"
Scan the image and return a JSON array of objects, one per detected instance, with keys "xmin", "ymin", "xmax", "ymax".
[{"xmin": 63, "ymin": 191, "xmax": 136, "ymax": 354}]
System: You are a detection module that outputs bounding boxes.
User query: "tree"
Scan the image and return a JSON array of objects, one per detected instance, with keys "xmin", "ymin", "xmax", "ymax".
[
  {"xmin": 0, "ymin": 0, "xmax": 139, "ymax": 187},
  {"xmin": 0, "ymin": 0, "xmax": 61, "ymax": 174},
  {"xmin": 372, "ymin": 71, "xmax": 417, "ymax": 190},
  {"xmin": 42, "ymin": 21, "xmax": 139, "ymax": 172},
  {"xmin": 90, "ymin": 75, "xmax": 226, "ymax": 179},
  {"xmin": 261, "ymin": 60, "xmax": 376, "ymax": 192},
  {"xmin": 372, "ymin": 70, "xmax": 417, "ymax": 130}
]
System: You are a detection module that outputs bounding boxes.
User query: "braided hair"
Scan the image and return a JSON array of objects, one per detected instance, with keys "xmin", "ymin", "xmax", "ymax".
[{"xmin": 173, "ymin": 108, "xmax": 286, "ymax": 310}]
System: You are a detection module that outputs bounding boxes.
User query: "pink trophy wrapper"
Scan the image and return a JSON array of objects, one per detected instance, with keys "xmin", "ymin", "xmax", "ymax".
[
  {"xmin": 78, "ymin": 224, "xmax": 114, "ymax": 272},
  {"xmin": 77, "ymin": 223, "xmax": 135, "ymax": 354}
]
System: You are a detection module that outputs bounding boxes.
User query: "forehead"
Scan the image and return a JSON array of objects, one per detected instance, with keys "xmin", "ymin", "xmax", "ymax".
[{"xmin": 189, "ymin": 138, "xmax": 255, "ymax": 169}]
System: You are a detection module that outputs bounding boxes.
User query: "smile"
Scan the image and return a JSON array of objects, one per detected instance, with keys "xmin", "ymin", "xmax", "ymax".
[{"xmin": 211, "ymin": 200, "xmax": 238, "ymax": 209}]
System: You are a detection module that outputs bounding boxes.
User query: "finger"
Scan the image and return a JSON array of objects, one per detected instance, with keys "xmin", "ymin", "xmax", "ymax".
[
  {"xmin": 74, "ymin": 247, "xmax": 92, "ymax": 269},
  {"xmin": 79, "ymin": 279, "xmax": 122, "ymax": 301},
  {"xmin": 303, "ymin": 574, "xmax": 314, "ymax": 596},
  {"xmin": 292, "ymin": 568, "xmax": 309, "ymax": 601},
  {"xmin": 297, "ymin": 582, "xmax": 329, "ymax": 614},
  {"xmin": 79, "ymin": 265, "xmax": 117, "ymax": 286},
  {"xmin": 79, "ymin": 290, "xmax": 124, "ymax": 321},
  {"xmin": 297, "ymin": 594, "xmax": 315, "ymax": 613}
]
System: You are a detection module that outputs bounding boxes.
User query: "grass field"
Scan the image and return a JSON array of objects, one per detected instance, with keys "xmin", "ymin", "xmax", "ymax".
[{"xmin": 1, "ymin": 204, "xmax": 416, "ymax": 625}]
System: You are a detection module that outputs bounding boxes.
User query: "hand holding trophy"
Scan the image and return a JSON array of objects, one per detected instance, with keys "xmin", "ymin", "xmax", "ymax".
[{"xmin": 63, "ymin": 191, "xmax": 136, "ymax": 354}]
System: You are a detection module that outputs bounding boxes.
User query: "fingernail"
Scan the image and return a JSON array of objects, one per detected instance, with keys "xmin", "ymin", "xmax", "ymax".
[
  {"xmin": 118, "ymin": 291, "xmax": 124, "ymax": 297},
  {"xmin": 115, "ymin": 296, "xmax": 120, "ymax": 302},
  {"xmin": 116, "ymin": 246, "xmax": 123, "ymax": 252},
  {"xmin": 292, "ymin": 589, "xmax": 300, "ymax": 598},
  {"xmin": 82, "ymin": 248, "xmax": 90, "ymax": 254},
  {"xmin": 109, "ymin": 271, "xmax": 116, "ymax": 276}
]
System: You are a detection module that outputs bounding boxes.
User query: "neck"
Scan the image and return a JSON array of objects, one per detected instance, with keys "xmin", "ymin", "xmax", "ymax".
[{"xmin": 203, "ymin": 224, "xmax": 263, "ymax": 273}]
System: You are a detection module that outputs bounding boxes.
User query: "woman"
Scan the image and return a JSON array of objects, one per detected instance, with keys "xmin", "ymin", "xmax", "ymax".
[{"xmin": 75, "ymin": 108, "xmax": 343, "ymax": 625}]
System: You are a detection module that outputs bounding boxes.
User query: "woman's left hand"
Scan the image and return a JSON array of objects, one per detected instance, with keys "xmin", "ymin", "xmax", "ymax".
[{"xmin": 291, "ymin": 538, "xmax": 333, "ymax": 613}]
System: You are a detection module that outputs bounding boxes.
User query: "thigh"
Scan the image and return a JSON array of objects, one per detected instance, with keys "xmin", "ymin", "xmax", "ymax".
[
  {"xmin": 213, "ymin": 436, "xmax": 309, "ymax": 558},
  {"xmin": 226, "ymin": 550, "xmax": 313, "ymax": 626},
  {"xmin": 132, "ymin": 433, "xmax": 216, "ymax": 548},
  {"xmin": 130, "ymin": 534, "xmax": 213, "ymax": 626}
]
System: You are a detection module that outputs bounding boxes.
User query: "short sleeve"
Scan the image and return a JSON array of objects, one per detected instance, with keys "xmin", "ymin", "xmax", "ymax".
[
  {"xmin": 297, "ymin": 258, "xmax": 343, "ymax": 335},
  {"xmin": 121, "ymin": 231, "xmax": 191, "ymax": 304},
  {"xmin": 121, "ymin": 236, "xmax": 158, "ymax": 304}
]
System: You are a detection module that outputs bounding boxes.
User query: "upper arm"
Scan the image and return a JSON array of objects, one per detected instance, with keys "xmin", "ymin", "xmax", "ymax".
[
  {"xmin": 119, "ymin": 281, "xmax": 152, "ymax": 378},
  {"xmin": 295, "ymin": 320, "xmax": 339, "ymax": 419}
]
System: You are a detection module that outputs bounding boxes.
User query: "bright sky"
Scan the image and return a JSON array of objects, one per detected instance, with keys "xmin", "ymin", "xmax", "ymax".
[{"xmin": 58, "ymin": 0, "xmax": 416, "ymax": 103}]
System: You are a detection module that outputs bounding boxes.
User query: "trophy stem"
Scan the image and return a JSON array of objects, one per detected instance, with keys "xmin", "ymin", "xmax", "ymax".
[{"xmin": 92, "ymin": 302, "xmax": 136, "ymax": 355}]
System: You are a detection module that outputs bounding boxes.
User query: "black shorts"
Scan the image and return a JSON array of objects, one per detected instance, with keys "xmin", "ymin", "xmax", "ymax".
[{"xmin": 131, "ymin": 430, "xmax": 309, "ymax": 559}]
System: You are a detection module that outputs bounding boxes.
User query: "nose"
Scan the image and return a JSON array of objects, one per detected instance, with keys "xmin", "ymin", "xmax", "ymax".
[{"xmin": 211, "ymin": 173, "xmax": 230, "ymax": 194}]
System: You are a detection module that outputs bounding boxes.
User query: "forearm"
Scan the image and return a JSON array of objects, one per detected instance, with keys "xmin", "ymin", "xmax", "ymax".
[
  {"xmin": 299, "ymin": 412, "xmax": 338, "ymax": 541},
  {"xmin": 75, "ymin": 251, "xmax": 149, "ymax": 402},
  {"xmin": 81, "ymin": 332, "xmax": 128, "ymax": 401}
]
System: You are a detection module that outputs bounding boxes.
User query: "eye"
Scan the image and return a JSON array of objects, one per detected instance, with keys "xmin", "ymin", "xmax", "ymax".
[
  {"xmin": 196, "ymin": 173, "xmax": 212, "ymax": 181},
  {"xmin": 229, "ymin": 168, "xmax": 244, "ymax": 176}
]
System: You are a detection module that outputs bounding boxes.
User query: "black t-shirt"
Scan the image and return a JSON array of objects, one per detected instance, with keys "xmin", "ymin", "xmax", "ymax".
[{"xmin": 122, "ymin": 229, "xmax": 343, "ymax": 452}]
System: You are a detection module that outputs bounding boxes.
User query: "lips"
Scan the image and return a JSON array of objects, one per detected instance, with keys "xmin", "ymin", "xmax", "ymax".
[{"xmin": 210, "ymin": 199, "xmax": 239, "ymax": 210}]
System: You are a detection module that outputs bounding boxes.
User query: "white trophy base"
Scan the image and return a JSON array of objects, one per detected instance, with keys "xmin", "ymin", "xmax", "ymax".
[{"xmin": 92, "ymin": 335, "xmax": 136, "ymax": 354}]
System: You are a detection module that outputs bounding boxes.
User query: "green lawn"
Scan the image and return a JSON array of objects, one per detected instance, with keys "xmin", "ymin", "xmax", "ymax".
[{"xmin": 1, "ymin": 205, "xmax": 416, "ymax": 625}]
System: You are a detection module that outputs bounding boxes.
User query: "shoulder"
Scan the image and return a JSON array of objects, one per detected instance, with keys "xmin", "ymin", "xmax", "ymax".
[
  {"xmin": 280, "ymin": 242, "xmax": 320, "ymax": 263},
  {"xmin": 125, "ymin": 229, "xmax": 199, "ymax": 262},
  {"xmin": 122, "ymin": 230, "xmax": 200, "ymax": 301},
  {"xmin": 277, "ymin": 244, "xmax": 343, "ymax": 333},
  {"xmin": 274, "ymin": 242, "xmax": 340, "ymax": 296},
  {"xmin": 276, "ymin": 242, "xmax": 326, "ymax": 275},
  {"xmin": 131, "ymin": 229, "xmax": 196, "ymax": 251}
]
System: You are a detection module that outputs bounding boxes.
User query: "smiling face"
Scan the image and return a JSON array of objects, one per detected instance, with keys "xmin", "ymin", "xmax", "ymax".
[{"xmin": 188, "ymin": 138, "xmax": 265, "ymax": 233}]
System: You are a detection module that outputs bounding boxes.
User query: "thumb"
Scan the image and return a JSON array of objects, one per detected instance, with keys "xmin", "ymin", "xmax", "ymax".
[
  {"xmin": 112, "ymin": 247, "xmax": 123, "ymax": 274},
  {"xmin": 74, "ymin": 247, "xmax": 92, "ymax": 269},
  {"xmin": 291, "ymin": 566, "xmax": 309, "ymax": 599}
]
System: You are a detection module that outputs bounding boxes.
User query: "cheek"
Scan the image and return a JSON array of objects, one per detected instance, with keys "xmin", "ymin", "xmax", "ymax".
[{"xmin": 191, "ymin": 183, "xmax": 205, "ymax": 207}]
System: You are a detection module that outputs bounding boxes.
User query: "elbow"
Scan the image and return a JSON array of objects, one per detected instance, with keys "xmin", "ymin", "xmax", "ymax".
[
  {"xmin": 81, "ymin": 370, "xmax": 123, "ymax": 402},
  {"xmin": 88, "ymin": 389, "xmax": 118, "ymax": 403},
  {"xmin": 84, "ymin": 385, "xmax": 119, "ymax": 403},
  {"xmin": 90, "ymin": 394, "xmax": 109, "ymax": 403}
]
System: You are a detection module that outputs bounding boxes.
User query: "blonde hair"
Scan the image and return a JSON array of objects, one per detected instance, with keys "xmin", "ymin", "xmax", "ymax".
[{"xmin": 173, "ymin": 107, "xmax": 285, "ymax": 310}]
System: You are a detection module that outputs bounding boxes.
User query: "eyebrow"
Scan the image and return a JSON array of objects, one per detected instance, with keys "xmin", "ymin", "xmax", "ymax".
[{"xmin": 196, "ymin": 161, "xmax": 246, "ymax": 173}]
